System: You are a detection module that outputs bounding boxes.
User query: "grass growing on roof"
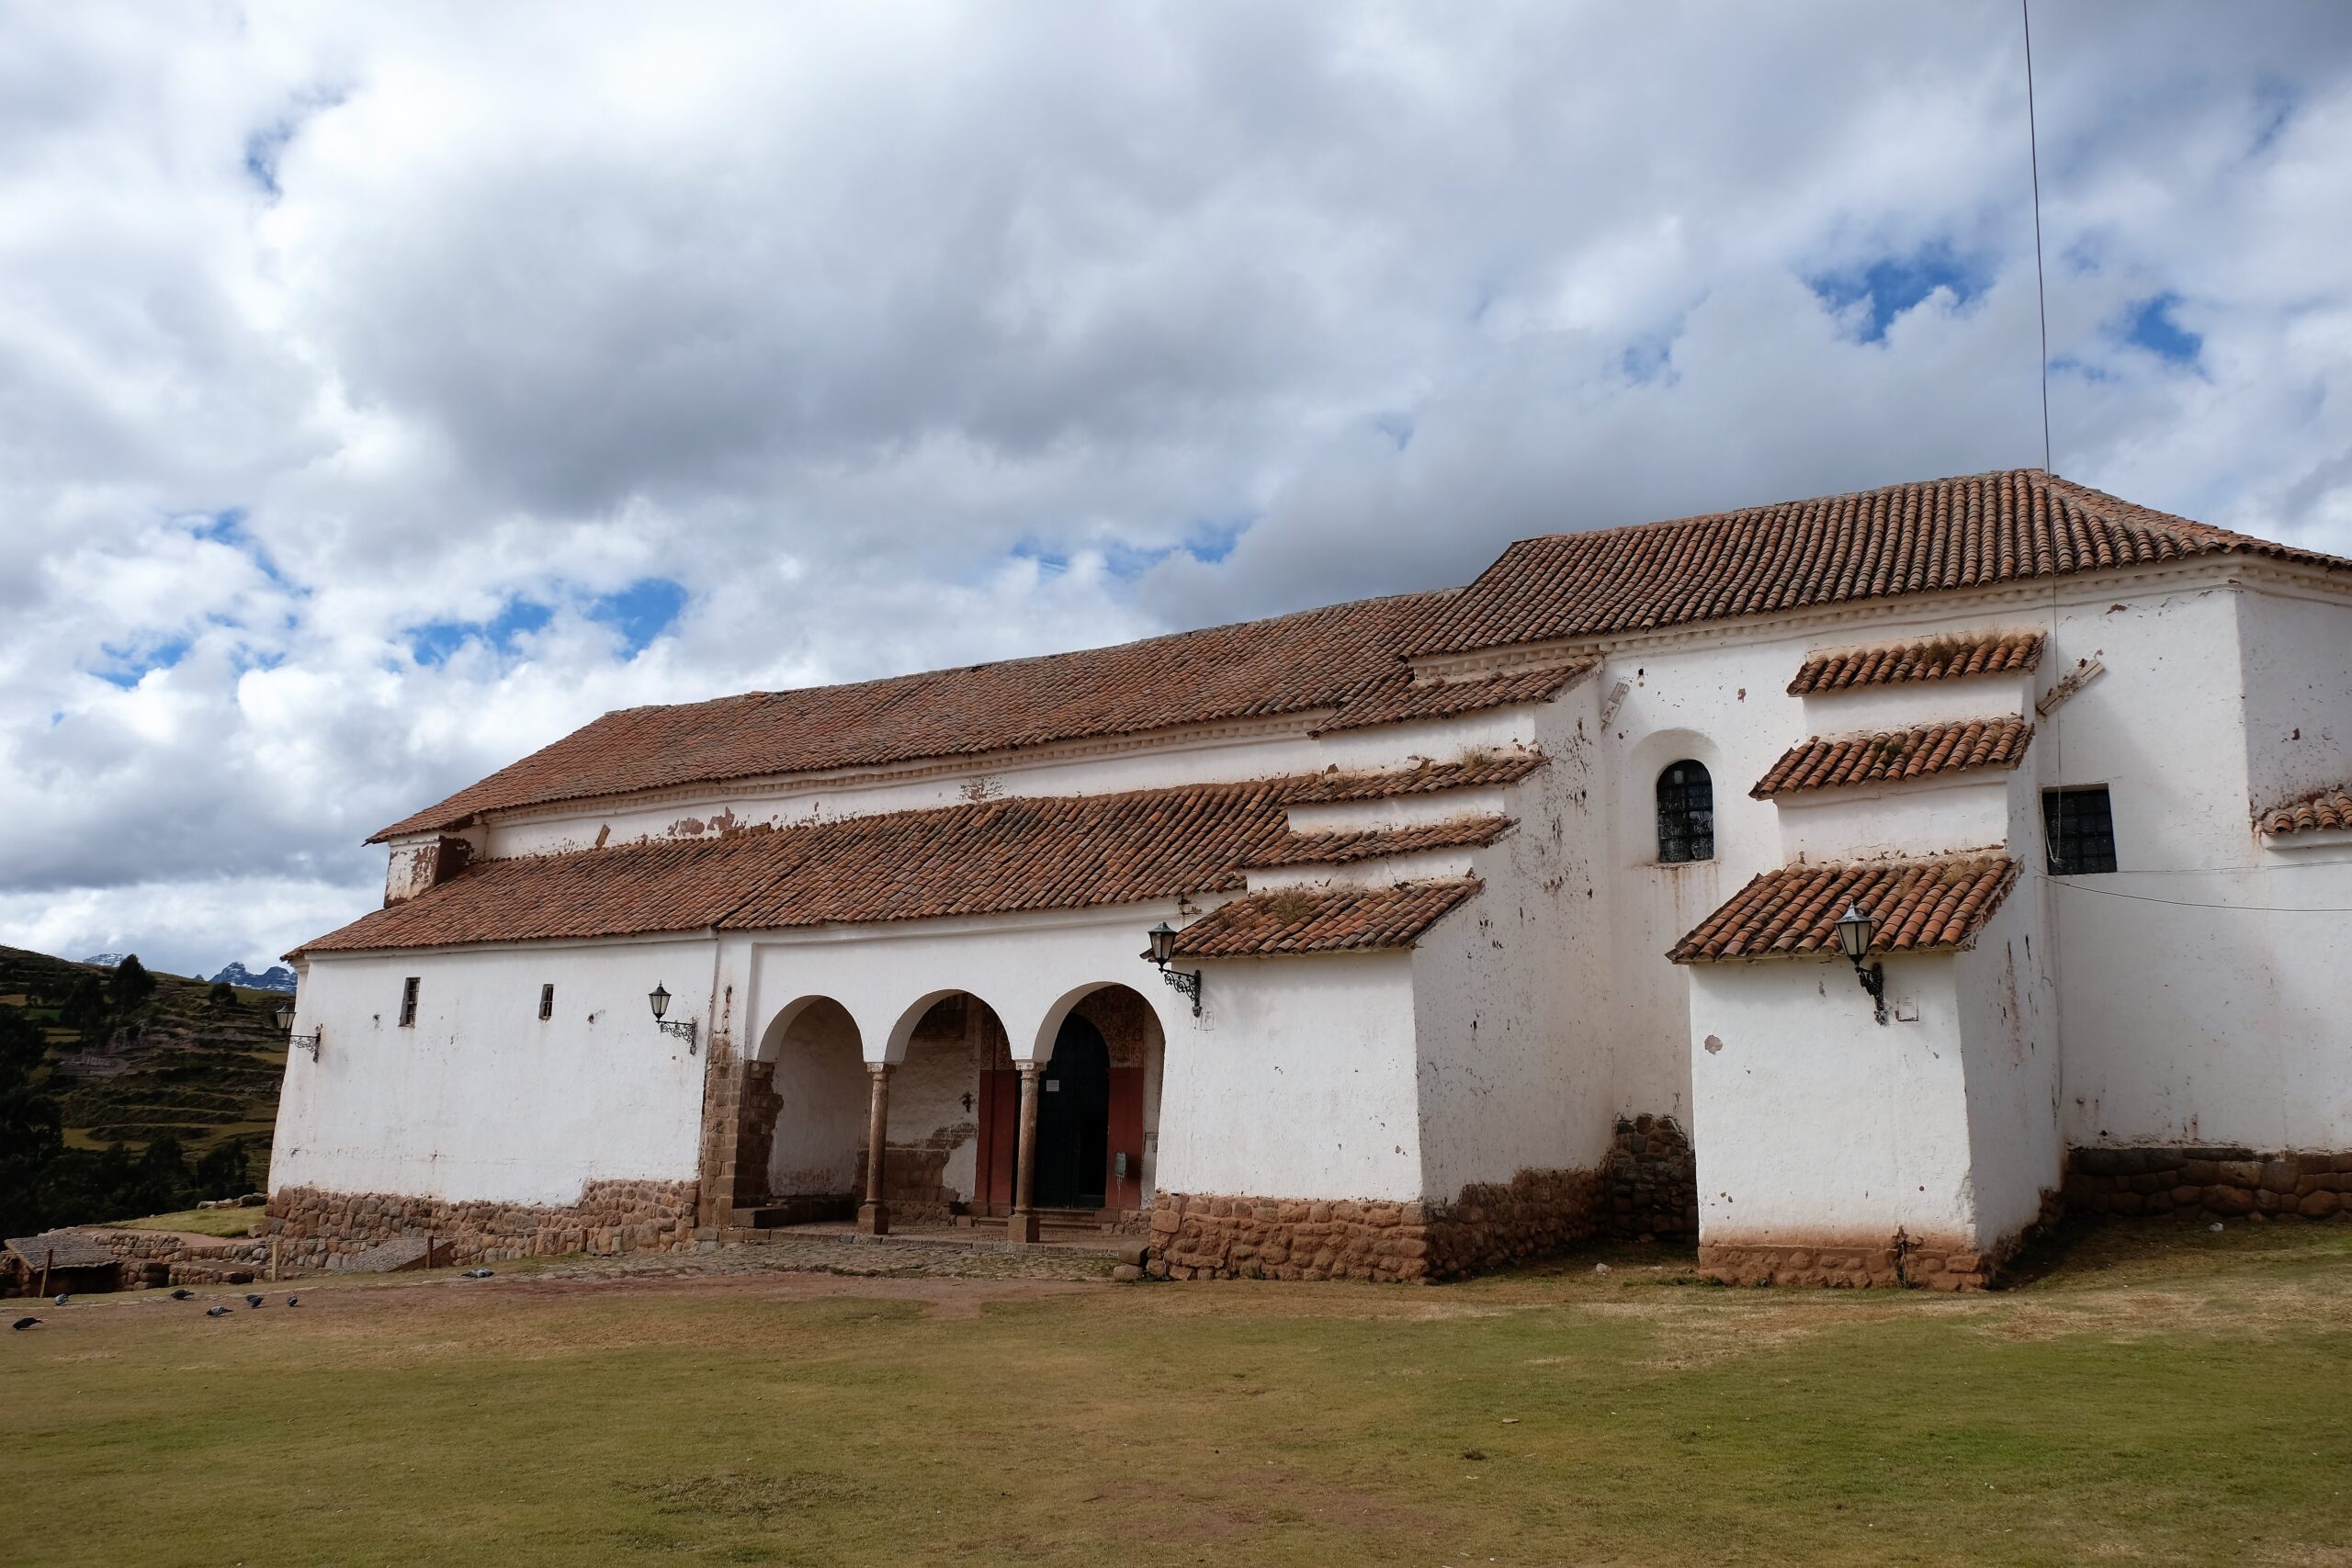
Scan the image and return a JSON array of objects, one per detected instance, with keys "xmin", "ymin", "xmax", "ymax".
[{"xmin": 3, "ymin": 1223, "xmax": 2349, "ymax": 1566}]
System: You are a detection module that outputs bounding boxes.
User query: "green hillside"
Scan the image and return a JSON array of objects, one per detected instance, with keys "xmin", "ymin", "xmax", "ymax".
[{"xmin": 0, "ymin": 945, "xmax": 288, "ymax": 1216}]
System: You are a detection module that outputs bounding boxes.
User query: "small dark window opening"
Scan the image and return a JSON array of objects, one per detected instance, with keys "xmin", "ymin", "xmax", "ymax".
[
  {"xmin": 1657, "ymin": 761, "xmax": 1715, "ymax": 863},
  {"xmin": 538, "ymin": 983, "xmax": 555, "ymax": 1021},
  {"xmin": 398, "ymin": 976, "xmax": 421, "ymax": 1027},
  {"xmin": 2044, "ymin": 786, "xmax": 2118, "ymax": 875}
]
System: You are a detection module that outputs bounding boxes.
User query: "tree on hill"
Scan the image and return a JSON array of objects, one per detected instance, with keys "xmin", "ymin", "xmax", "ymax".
[
  {"xmin": 109, "ymin": 953, "xmax": 156, "ymax": 1012},
  {"xmin": 0, "ymin": 1006, "xmax": 62, "ymax": 1236},
  {"xmin": 207, "ymin": 980, "xmax": 238, "ymax": 1008},
  {"xmin": 60, "ymin": 972, "xmax": 109, "ymax": 1039}
]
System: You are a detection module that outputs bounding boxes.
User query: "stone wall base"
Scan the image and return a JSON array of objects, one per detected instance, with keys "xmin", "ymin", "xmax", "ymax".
[
  {"xmin": 1601, "ymin": 1114, "xmax": 1696, "ymax": 1239},
  {"xmin": 1147, "ymin": 1168, "xmax": 1603, "ymax": 1284},
  {"xmin": 2066, "ymin": 1145, "xmax": 2352, "ymax": 1220},
  {"xmin": 264, "ymin": 1179, "xmax": 700, "ymax": 1274},
  {"xmin": 1699, "ymin": 1237, "xmax": 2000, "ymax": 1291}
]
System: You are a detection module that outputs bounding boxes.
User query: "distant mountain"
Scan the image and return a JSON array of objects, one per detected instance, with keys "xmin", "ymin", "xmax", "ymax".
[
  {"xmin": 81, "ymin": 953, "xmax": 127, "ymax": 967},
  {"xmin": 212, "ymin": 963, "xmax": 298, "ymax": 994}
]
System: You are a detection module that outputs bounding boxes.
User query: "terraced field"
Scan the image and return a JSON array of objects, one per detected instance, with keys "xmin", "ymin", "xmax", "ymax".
[{"xmin": 1, "ymin": 945, "xmax": 288, "ymax": 1187}]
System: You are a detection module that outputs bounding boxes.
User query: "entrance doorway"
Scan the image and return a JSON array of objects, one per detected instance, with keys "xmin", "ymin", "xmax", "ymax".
[{"xmin": 1033, "ymin": 1014, "xmax": 1110, "ymax": 1209}]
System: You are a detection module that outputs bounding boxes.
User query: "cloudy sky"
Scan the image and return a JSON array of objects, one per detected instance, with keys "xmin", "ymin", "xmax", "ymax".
[{"xmin": 4, "ymin": 1, "xmax": 2348, "ymax": 978}]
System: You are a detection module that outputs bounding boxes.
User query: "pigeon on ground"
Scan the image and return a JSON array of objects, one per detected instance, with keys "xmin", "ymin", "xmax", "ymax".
[
  {"xmin": 244, "ymin": 1293, "xmax": 264, "ymax": 1308},
  {"xmin": 52, "ymin": 1292, "xmax": 69, "ymax": 1306},
  {"xmin": 11, "ymin": 1316, "xmax": 38, "ymax": 1331},
  {"xmin": 205, "ymin": 1305, "xmax": 232, "ymax": 1317},
  {"xmin": 285, "ymin": 1296, "xmax": 300, "ymax": 1307},
  {"xmin": 461, "ymin": 1268, "xmax": 493, "ymax": 1279},
  {"xmin": 169, "ymin": 1288, "xmax": 195, "ymax": 1301}
]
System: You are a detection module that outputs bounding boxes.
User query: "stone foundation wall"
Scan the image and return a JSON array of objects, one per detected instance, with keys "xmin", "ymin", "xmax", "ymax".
[
  {"xmin": 264, "ymin": 1179, "xmax": 699, "ymax": 1273},
  {"xmin": 1698, "ymin": 1236, "xmax": 2003, "ymax": 1291},
  {"xmin": 1146, "ymin": 1168, "xmax": 1603, "ymax": 1283},
  {"xmin": 2065, "ymin": 1145, "xmax": 2351, "ymax": 1220},
  {"xmin": 1600, "ymin": 1115, "xmax": 1696, "ymax": 1239}
]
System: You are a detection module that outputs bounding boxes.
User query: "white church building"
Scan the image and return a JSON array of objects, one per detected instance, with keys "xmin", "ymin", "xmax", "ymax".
[{"xmin": 267, "ymin": 470, "xmax": 2352, "ymax": 1288}]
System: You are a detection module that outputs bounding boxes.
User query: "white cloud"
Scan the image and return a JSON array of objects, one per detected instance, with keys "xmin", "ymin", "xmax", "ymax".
[{"xmin": 3, "ymin": 0, "xmax": 2348, "ymax": 977}]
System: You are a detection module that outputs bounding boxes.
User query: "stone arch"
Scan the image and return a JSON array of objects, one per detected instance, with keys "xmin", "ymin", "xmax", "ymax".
[
  {"xmin": 876, "ymin": 991, "xmax": 1008, "ymax": 1223},
  {"xmin": 1027, "ymin": 981, "xmax": 1166, "ymax": 1213},
  {"xmin": 740, "ymin": 995, "xmax": 865, "ymax": 1224}
]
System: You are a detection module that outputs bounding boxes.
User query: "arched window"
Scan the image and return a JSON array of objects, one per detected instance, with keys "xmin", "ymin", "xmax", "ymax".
[{"xmin": 1657, "ymin": 761, "xmax": 1714, "ymax": 863}]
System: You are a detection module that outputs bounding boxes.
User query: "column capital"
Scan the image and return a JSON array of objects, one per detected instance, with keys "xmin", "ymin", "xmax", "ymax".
[{"xmin": 866, "ymin": 1059, "xmax": 894, "ymax": 1077}]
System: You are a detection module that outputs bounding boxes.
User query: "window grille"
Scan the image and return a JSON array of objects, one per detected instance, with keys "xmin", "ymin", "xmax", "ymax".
[
  {"xmin": 1657, "ymin": 761, "xmax": 1715, "ymax": 863},
  {"xmin": 398, "ymin": 976, "xmax": 420, "ymax": 1027},
  {"xmin": 538, "ymin": 983, "xmax": 555, "ymax": 1021},
  {"xmin": 2044, "ymin": 786, "xmax": 2118, "ymax": 875}
]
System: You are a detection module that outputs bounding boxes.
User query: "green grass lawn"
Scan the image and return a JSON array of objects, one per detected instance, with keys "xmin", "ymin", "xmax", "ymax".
[
  {"xmin": 6, "ymin": 1223, "xmax": 2349, "ymax": 1567},
  {"xmin": 99, "ymin": 1205, "xmax": 263, "ymax": 1237}
]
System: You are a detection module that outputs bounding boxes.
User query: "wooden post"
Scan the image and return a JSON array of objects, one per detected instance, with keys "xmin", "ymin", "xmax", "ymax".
[
  {"xmin": 39, "ymin": 1247, "xmax": 52, "ymax": 1299},
  {"xmin": 857, "ymin": 1062, "xmax": 893, "ymax": 1236},
  {"xmin": 1007, "ymin": 1063, "xmax": 1043, "ymax": 1245}
]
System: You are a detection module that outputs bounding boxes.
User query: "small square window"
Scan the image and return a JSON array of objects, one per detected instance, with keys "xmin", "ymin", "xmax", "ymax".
[
  {"xmin": 2044, "ymin": 786, "xmax": 2118, "ymax": 875},
  {"xmin": 538, "ymin": 983, "xmax": 555, "ymax": 1021},
  {"xmin": 398, "ymin": 976, "xmax": 421, "ymax": 1027}
]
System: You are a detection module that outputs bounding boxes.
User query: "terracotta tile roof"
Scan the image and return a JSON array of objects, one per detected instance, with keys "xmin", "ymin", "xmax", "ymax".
[
  {"xmin": 2261, "ymin": 784, "xmax": 2352, "ymax": 837},
  {"xmin": 1668, "ymin": 856, "xmax": 2019, "ymax": 963},
  {"xmin": 1168, "ymin": 880, "xmax": 1482, "ymax": 957},
  {"xmin": 1751, "ymin": 716, "xmax": 2032, "ymax": 799},
  {"xmin": 1247, "ymin": 815, "xmax": 1512, "ymax": 868},
  {"xmin": 1788, "ymin": 629, "xmax": 2045, "ymax": 695},
  {"xmin": 1285, "ymin": 752, "xmax": 1544, "ymax": 803},
  {"xmin": 376, "ymin": 591, "xmax": 1545, "ymax": 840},
  {"xmin": 304, "ymin": 772, "xmax": 1529, "ymax": 957},
  {"xmin": 1314, "ymin": 660, "xmax": 1596, "ymax": 733},
  {"xmin": 1410, "ymin": 470, "xmax": 2346, "ymax": 659}
]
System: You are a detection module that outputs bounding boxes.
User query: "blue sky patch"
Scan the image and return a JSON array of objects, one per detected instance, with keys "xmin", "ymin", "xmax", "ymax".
[
  {"xmin": 1809, "ymin": 244, "xmax": 1990, "ymax": 343},
  {"xmin": 587, "ymin": 578, "xmax": 688, "ymax": 655},
  {"xmin": 96, "ymin": 635, "xmax": 191, "ymax": 689},
  {"xmin": 408, "ymin": 599, "xmax": 555, "ymax": 665},
  {"xmin": 2121, "ymin": 292, "xmax": 2202, "ymax": 365}
]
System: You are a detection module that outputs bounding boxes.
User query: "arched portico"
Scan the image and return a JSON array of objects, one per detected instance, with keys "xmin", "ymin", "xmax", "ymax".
[{"xmin": 734, "ymin": 996, "xmax": 866, "ymax": 1226}]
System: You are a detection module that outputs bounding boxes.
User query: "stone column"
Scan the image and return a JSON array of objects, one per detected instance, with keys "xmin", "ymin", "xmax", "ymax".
[
  {"xmin": 1006, "ymin": 1062, "xmax": 1043, "ymax": 1245},
  {"xmin": 858, "ymin": 1061, "xmax": 893, "ymax": 1236}
]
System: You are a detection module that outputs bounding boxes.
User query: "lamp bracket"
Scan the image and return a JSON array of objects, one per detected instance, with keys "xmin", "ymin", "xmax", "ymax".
[
  {"xmin": 1157, "ymin": 965, "xmax": 1203, "ymax": 1018},
  {"xmin": 1850, "ymin": 958, "xmax": 1888, "ymax": 1027},
  {"xmin": 658, "ymin": 1018, "xmax": 699, "ymax": 1054},
  {"xmin": 288, "ymin": 1029, "xmax": 322, "ymax": 1059}
]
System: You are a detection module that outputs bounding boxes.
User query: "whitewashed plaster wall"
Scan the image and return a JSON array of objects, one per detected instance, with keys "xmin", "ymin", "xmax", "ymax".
[
  {"xmin": 1153, "ymin": 950, "xmax": 1426, "ymax": 1201},
  {"xmin": 1407, "ymin": 682, "xmax": 1617, "ymax": 1197},
  {"xmin": 2034, "ymin": 577, "xmax": 2352, "ymax": 1149},
  {"xmin": 759, "ymin": 998, "xmax": 865, "ymax": 1195},
  {"xmin": 893, "ymin": 1008, "xmax": 982, "ymax": 1202},
  {"xmin": 2237, "ymin": 584, "xmax": 2352, "ymax": 811},
  {"xmin": 1688, "ymin": 952, "xmax": 1984, "ymax": 1250},
  {"xmin": 1773, "ymin": 777, "xmax": 2013, "ymax": 864},
  {"xmin": 274, "ymin": 937, "xmax": 712, "ymax": 1205},
  {"xmin": 1951, "ymin": 890, "xmax": 2064, "ymax": 1243}
]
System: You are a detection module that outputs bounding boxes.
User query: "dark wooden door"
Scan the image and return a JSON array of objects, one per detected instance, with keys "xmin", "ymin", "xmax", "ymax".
[{"xmin": 1035, "ymin": 1015, "xmax": 1110, "ymax": 1209}]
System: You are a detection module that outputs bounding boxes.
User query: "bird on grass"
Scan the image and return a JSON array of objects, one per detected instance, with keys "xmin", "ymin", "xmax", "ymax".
[
  {"xmin": 205, "ymin": 1305, "xmax": 232, "ymax": 1317},
  {"xmin": 461, "ymin": 1268, "xmax": 493, "ymax": 1279},
  {"xmin": 244, "ymin": 1293, "xmax": 265, "ymax": 1308},
  {"xmin": 285, "ymin": 1296, "xmax": 300, "ymax": 1307},
  {"xmin": 169, "ymin": 1288, "xmax": 195, "ymax": 1301},
  {"xmin": 52, "ymin": 1292, "xmax": 69, "ymax": 1306},
  {"xmin": 11, "ymin": 1316, "xmax": 38, "ymax": 1331}
]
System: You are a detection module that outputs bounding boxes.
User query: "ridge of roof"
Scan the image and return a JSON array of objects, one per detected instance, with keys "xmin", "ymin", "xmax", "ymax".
[{"xmin": 1409, "ymin": 469, "xmax": 2348, "ymax": 659}]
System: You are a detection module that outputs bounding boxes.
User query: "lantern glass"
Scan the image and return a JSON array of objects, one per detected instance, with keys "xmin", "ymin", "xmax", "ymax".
[
  {"xmin": 1835, "ymin": 904, "xmax": 1874, "ymax": 963},
  {"xmin": 275, "ymin": 1004, "xmax": 293, "ymax": 1032},
  {"xmin": 648, "ymin": 983, "xmax": 671, "ymax": 1021},
  {"xmin": 1148, "ymin": 921, "xmax": 1176, "ymax": 966}
]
